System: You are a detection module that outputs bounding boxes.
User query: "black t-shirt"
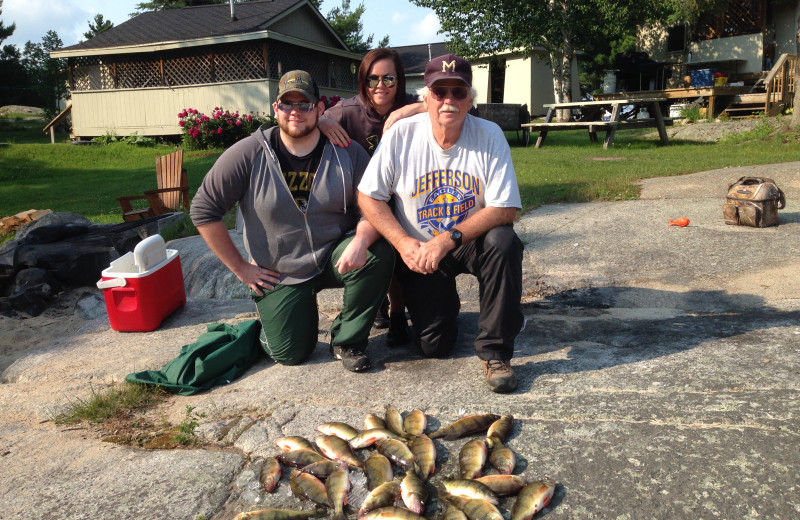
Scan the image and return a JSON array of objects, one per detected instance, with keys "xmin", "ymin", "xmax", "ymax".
[
  {"xmin": 270, "ymin": 131, "xmax": 327, "ymax": 212},
  {"xmin": 324, "ymin": 92, "xmax": 418, "ymax": 155}
]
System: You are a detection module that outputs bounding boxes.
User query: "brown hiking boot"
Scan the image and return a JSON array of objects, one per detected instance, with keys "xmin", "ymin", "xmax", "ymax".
[{"xmin": 482, "ymin": 359, "xmax": 517, "ymax": 393}]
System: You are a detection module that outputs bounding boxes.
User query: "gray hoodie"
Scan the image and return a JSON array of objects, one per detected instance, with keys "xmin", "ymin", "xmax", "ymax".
[{"xmin": 190, "ymin": 126, "xmax": 371, "ymax": 285}]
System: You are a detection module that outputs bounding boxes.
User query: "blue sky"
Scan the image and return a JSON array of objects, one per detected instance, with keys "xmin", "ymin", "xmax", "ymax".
[{"xmin": 2, "ymin": 0, "xmax": 444, "ymax": 50}]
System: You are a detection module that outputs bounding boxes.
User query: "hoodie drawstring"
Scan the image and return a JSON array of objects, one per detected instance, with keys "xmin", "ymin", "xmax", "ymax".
[{"xmin": 331, "ymin": 146, "xmax": 347, "ymax": 213}]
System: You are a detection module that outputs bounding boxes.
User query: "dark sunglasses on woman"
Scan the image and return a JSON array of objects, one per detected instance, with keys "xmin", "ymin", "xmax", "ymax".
[
  {"xmin": 430, "ymin": 85, "xmax": 470, "ymax": 101},
  {"xmin": 367, "ymin": 74, "xmax": 397, "ymax": 88}
]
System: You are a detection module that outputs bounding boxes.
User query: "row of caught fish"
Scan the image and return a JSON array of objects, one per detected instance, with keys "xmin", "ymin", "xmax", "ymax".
[{"xmin": 233, "ymin": 408, "xmax": 555, "ymax": 520}]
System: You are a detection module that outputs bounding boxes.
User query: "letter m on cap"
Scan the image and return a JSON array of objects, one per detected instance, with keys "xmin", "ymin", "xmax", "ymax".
[{"xmin": 442, "ymin": 60, "xmax": 456, "ymax": 72}]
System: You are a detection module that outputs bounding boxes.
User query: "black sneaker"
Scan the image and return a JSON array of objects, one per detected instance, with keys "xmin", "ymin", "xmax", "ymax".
[
  {"xmin": 481, "ymin": 359, "xmax": 517, "ymax": 393},
  {"xmin": 374, "ymin": 297, "xmax": 390, "ymax": 329},
  {"xmin": 330, "ymin": 344, "xmax": 371, "ymax": 372}
]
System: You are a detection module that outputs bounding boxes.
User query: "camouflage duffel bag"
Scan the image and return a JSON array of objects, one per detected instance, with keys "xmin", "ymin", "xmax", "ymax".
[{"xmin": 722, "ymin": 176, "xmax": 786, "ymax": 228}]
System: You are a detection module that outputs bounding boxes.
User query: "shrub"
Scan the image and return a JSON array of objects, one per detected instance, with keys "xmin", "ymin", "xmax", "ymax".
[
  {"xmin": 318, "ymin": 95, "xmax": 342, "ymax": 109},
  {"xmin": 91, "ymin": 131, "xmax": 157, "ymax": 146},
  {"xmin": 179, "ymin": 107, "xmax": 275, "ymax": 149},
  {"xmin": 681, "ymin": 105, "xmax": 703, "ymax": 123},
  {"xmin": 91, "ymin": 131, "xmax": 119, "ymax": 145},
  {"xmin": 124, "ymin": 131, "xmax": 156, "ymax": 147}
]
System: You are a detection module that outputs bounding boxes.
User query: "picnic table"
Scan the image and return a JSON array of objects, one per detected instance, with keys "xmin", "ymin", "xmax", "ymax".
[{"xmin": 522, "ymin": 98, "xmax": 672, "ymax": 149}]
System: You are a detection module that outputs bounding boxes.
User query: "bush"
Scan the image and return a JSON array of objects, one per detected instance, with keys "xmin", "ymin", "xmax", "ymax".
[
  {"xmin": 179, "ymin": 107, "xmax": 275, "ymax": 149},
  {"xmin": 90, "ymin": 131, "xmax": 157, "ymax": 146},
  {"xmin": 91, "ymin": 131, "xmax": 119, "ymax": 145},
  {"xmin": 123, "ymin": 132, "xmax": 156, "ymax": 147},
  {"xmin": 318, "ymin": 95, "xmax": 342, "ymax": 109},
  {"xmin": 681, "ymin": 105, "xmax": 703, "ymax": 123}
]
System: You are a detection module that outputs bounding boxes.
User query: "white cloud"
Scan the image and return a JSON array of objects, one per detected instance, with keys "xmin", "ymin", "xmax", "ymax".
[
  {"xmin": 392, "ymin": 12, "xmax": 409, "ymax": 24},
  {"xmin": 409, "ymin": 13, "xmax": 441, "ymax": 44}
]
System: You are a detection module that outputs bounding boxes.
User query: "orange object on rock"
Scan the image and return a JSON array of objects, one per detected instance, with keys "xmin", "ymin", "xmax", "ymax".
[{"xmin": 669, "ymin": 217, "xmax": 690, "ymax": 227}]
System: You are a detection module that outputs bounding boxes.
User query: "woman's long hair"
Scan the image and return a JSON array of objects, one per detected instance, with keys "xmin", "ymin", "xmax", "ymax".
[{"xmin": 357, "ymin": 48, "xmax": 408, "ymax": 113}]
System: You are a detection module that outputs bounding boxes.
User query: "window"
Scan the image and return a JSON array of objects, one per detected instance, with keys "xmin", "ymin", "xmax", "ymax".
[{"xmin": 667, "ymin": 25, "xmax": 686, "ymax": 52}]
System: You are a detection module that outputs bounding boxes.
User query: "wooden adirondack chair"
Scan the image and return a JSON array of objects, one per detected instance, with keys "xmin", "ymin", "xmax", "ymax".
[{"xmin": 117, "ymin": 149, "xmax": 189, "ymax": 221}]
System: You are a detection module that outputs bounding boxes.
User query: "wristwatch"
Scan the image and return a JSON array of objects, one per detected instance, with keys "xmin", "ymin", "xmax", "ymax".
[{"xmin": 449, "ymin": 228, "xmax": 463, "ymax": 248}]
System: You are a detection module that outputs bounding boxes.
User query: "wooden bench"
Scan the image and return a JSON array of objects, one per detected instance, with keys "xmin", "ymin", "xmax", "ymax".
[{"xmin": 523, "ymin": 118, "xmax": 675, "ymax": 145}]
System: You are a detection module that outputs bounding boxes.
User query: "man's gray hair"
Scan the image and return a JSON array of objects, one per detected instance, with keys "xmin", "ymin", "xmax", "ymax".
[{"xmin": 417, "ymin": 85, "xmax": 478, "ymax": 106}]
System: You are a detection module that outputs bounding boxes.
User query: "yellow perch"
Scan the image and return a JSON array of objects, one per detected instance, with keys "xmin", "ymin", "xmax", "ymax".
[{"xmin": 510, "ymin": 478, "xmax": 556, "ymax": 520}]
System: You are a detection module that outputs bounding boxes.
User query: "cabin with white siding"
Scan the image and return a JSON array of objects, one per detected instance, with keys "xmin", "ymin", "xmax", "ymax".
[
  {"xmin": 396, "ymin": 42, "xmax": 580, "ymax": 117},
  {"xmin": 50, "ymin": 0, "xmax": 362, "ymax": 140}
]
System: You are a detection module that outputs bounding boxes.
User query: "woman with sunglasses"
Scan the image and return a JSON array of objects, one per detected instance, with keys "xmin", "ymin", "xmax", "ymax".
[
  {"xmin": 320, "ymin": 47, "xmax": 423, "ymax": 154},
  {"xmin": 319, "ymin": 48, "xmax": 423, "ymax": 345}
]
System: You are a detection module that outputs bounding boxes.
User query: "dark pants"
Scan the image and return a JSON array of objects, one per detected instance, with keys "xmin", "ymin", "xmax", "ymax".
[
  {"xmin": 396, "ymin": 224, "xmax": 524, "ymax": 362},
  {"xmin": 252, "ymin": 236, "xmax": 394, "ymax": 365}
]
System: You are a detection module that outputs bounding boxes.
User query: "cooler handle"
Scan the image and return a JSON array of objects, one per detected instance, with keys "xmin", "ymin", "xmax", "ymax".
[{"xmin": 96, "ymin": 278, "xmax": 127, "ymax": 289}]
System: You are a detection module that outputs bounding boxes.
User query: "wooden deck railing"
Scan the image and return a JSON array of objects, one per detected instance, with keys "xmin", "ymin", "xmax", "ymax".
[{"xmin": 764, "ymin": 53, "xmax": 796, "ymax": 116}]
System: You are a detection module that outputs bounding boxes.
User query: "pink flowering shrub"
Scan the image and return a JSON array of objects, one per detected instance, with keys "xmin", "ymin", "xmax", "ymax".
[
  {"xmin": 318, "ymin": 95, "xmax": 342, "ymax": 109},
  {"xmin": 178, "ymin": 107, "xmax": 275, "ymax": 149}
]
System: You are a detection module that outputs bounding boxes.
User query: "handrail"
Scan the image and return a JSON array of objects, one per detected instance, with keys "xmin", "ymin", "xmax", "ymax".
[
  {"xmin": 763, "ymin": 53, "xmax": 791, "ymax": 85},
  {"xmin": 42, "ymin": 102, "xmax": 72, "ymax": 144},
  {"xmin": 764, "ymin": 53, "xmax": 796, "ymax": 116}
]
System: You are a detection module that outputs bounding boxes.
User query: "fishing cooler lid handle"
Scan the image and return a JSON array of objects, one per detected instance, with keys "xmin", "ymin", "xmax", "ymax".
[
  {"xmin": 134, "ymin": 234, "xmax": 168, "ymax": 273},
  {"xmin": 728, "ymin": 176, "xmax": 786, "ymax": 209},
  {"xmin": 96, "ymin": 278, "xmax": 127, "ymax": 289}
]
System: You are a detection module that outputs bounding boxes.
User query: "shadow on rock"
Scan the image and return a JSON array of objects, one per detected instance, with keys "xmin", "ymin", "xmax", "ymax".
[{"xmin": 512, "ymin": 286, "xmax": 800, "ymax": 391}]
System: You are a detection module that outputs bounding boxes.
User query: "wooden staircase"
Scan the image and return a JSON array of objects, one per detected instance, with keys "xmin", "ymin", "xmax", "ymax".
[{"xmin": 720, "ymin": 53, "xmax": 796, "ymax": 118}]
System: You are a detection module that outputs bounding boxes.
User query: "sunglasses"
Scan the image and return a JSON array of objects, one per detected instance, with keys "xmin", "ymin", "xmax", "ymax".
[
  {"xmin": 430, "ymin": 85, "xmax": 470, "ymax": 101},
  {"xmin": 366, "ymin": 74, "xmax": 397, "ymax": 89},
  {"xmin": 276, "ymin": 101, "xmax": 316, "ymax": 113}
]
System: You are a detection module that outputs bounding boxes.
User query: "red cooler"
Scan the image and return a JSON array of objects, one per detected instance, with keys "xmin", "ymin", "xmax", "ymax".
[{"xmin": 97, "ymin": 234, "xmax": 186, "ymax": 332}]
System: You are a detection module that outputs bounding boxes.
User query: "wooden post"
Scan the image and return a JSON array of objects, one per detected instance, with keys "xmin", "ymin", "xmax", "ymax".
[
  {"xmin": 209, "ymin": 49, "xmax": 216, "ymax": 83},
  {"xmin": 50, "ymin": 127, "xmax": 55, "ymax": 144},
  {"xmin": 262, "ymin": 41, "xmax": 268, "ymax": 78}
]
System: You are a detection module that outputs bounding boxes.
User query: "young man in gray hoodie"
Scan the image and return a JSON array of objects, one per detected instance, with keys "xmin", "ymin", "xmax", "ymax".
[{"xmin": 190, "ymin": 70, "xmax": 393, "ymax": 373}]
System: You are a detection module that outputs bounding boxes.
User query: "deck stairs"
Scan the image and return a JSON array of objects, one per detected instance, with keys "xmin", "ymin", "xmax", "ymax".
[
  {"xmin": 720, "ymin": 92, "xmax": 769, "ymax": 118},
  {"xmin": 720, "ymin": 53, "xmax": 795, "ymax": 118}
]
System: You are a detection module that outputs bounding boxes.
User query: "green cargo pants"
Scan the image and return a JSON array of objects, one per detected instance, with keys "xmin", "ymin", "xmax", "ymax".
[{"xmin": 252, "ymin": 235, "xmax": 393, "ymax": 365}]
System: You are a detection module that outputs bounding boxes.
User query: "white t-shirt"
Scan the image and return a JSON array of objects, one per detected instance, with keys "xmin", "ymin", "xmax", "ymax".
[{"xmin": 358, "ymin": 113, "xmax": 521, "ymax": 242}]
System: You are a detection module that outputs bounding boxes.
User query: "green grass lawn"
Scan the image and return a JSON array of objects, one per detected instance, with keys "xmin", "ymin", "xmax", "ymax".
[
  {"xmin": 0, "ymin": 120, "xmax": 222, "ymax": 224},
  {"xmin": 2, "ymin": 117, "xmax": 799, "ymax": 229},
  {"xmin": 504, "ymin": 121, "xmax": 800, "ymax": 209}
]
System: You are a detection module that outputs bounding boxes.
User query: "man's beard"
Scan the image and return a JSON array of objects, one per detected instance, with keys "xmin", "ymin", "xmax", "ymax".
[{"xmin": 278, "ymin": 114, "xmax": 317, "ymax": 139}]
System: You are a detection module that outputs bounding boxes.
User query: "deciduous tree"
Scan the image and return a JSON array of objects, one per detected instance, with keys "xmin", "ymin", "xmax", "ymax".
[
  {"xmin": 21, "ymin": 31, "xmax": 67, "ymax": 112},
  {"xmin": 410, "ymin": 0, "xmax": 657, "ymax": 109}
]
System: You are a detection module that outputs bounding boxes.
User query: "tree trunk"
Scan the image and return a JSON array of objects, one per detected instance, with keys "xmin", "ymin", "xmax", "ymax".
[
  {"xmin": 548, "ymin": 0, "xmax": 575, "ymax": 121},
  {"xmin": 793, "ymin": 1, "xmax": 800, "ymax": 126},
  {"xmin": 550, "ymin": 50, "xmax": 574, "ymax": 121}
]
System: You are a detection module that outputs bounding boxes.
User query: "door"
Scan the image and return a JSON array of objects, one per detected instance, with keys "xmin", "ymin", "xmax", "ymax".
[{"xmin": 490, "ymin": 58, "xmax": 506, "ymax": 103}]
